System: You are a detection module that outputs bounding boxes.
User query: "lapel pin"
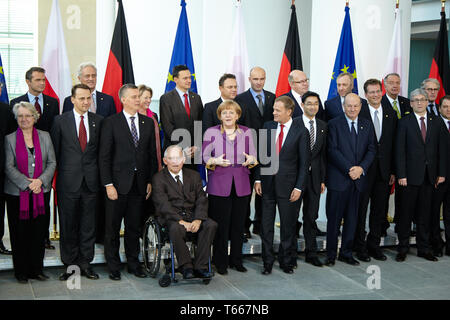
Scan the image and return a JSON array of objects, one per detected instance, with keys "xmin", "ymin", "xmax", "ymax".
[
  {"xmin": 101, "ymin": 97, "xmax": 104, "ymax": 100},
  {"xmin": 361, "ymin": 126, "xmax": 363, "ymax": 130}
]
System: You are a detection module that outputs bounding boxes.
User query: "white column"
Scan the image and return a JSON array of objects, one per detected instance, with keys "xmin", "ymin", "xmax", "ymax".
[{"xmin": 96, "ymin": 0, "xmax": 116, "ymax": 90}]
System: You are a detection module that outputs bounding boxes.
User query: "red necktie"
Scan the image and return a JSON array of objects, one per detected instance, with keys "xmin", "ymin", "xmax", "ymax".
[
  {"xmin": 34, "ymin": 97, "xmax": 42, "ymax": 116},
  {"xmin": 420, "ymin": 116, "xmax": 426, "ymax": 143},
  {"xmin": 79, "ymin": 115, "xmax": 87, "ymax": 152},
  {"xmin": 183, "ymin": 93, "xmax": 191, "ymax": 119},
  {"xmin": 276, "ymin": 124, "xmax": 284, "ymax": 154}
]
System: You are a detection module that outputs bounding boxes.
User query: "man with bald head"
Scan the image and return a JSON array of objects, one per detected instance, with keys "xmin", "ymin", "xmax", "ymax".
[
  {"xmin": 235, "ymin": 66, "xmax": 275, "ymax": 238},
  {"xmin": 324, "ymin": 72, "xmax": 368, "ymax": 121},
  {"xmin": 283, "ymin": 70, "xmax": 325, "ymax": 120},
  {"xmin": 325, "ymin": 93, "xmax": 376, "ymax": 266}
]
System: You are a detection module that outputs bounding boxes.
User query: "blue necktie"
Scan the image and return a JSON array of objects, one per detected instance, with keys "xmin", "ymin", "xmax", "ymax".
[{"xmin": 351, "ymin": 121, "xmax": 357, "ymax": 159}]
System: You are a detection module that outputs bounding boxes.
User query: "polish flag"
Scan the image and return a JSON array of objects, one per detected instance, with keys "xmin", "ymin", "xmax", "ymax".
[
  {"xmin": 226, "ymin": 0, "xmax": 249, "ymax": 94},
  {"xmin": 381, "ymin": 7, "xmax": 406, "ymax": 97},
  {"xmin": 41, "ymin": 0, "xmax": 72, "ymax": 112}
]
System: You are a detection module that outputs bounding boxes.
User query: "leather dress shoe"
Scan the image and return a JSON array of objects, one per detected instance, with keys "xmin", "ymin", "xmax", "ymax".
[
  {"xmin": 82, "ymin": 268, "xmax": 99, "ymax": 280},
  {"xmin": 338, "ymin": 255, "xmax": 360, "ymax": 266},
  {"xmin": 45, "ymin": 239, "xmax": 55, "ymax": 250},
  {"xmin": 109, "ymin": 271, "xmax": 121, "ymax": 281},
  {"xmin": 305, "ymin": 256, "xmax": 323, "ymax": 267},
  {"xmin": 396, "ymin": 253, "xmax": 407, "ymax": 262},
  {"xmin": 417, "ymin": 252, "xmax": 438, "ymax": 261},
  {"xmin": 281, "ymin": 266, "xmax": 294, "ymax": 274},
  {"xmin": 356, "ymin": 252, "xmax": 371, "ymax": 262},
  {"xmin": 31, "ymin": 273, "xmax": 49, "ymax": 281},
  {"xmin": 216, "ymin": 267, "xmax": 228, "ymax": 275},
  {"xmin": 243, "ymin": 231, "xmax": 252, "ymax": 239},
  {"xmin": 16, "ymin": 275, "xmax": 28, "ymax": 284},
  {"xmin": 316, "ymin": 228, "xmax": 327, "ymax": 237},
  {"xmin": 0, "ymin": 242, "xmax": 12, "ymax": 255},
  {"xmin": 194, "ymin": 269, "xmax": 213, "ymax": 278},
  {"xmin": 325, "ymin": 258, "xmax": 335, "ymax": 266},
  {"xmin": 229, "ymin": 264, "xmax": 247, "ymax": 272},
  {"xmin": 446, "ymin": 248, "xmax": 450, "ymax": 256},
  {"xmin": 368, "ymin": 250, "xmax": 387, "ymax": 261},
  {"xmin": 252, "ymin": 224, "xmax": 261, "ymax": 236},
  {"xmin": 59, "ymin": 272, "xmax": 74, "ymax": 281},
  {"xmin": 261, "ymin": 264, "xmax": 272, "ymax": 275},
  {"xmin": 182, "ymin": 268, "xmax": 195, "ymax": 279},
  {"xmin": 128, "ymin": 267, "xmax": 147, "ymax": 278},
  {"xmin": 432, "ymin": 248, "xmax": 443, "ymax": 257}
]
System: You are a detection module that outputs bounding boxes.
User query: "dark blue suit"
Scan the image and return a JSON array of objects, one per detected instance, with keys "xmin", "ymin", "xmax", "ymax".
[
  {"xmin": 325, "ymin": 114, "xmax": 376, "ymax": 260},
  {"xmin": 62, "ymin": 91, "xmax": 116, "ymax": 118},
  {"xmin": 324, "ymin": 95, "xmax": 368, "ymax": 122},
  {"xmin": 282, "ymin": 91, "xmax": 325, "ymax": 120}
]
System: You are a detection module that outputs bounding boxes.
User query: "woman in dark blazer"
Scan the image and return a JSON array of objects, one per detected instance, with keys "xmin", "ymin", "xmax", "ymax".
[
  {"xmin": 4, "ymin": 102, "xmax": 56, "ymax": 283},
  {"xmin": 202, "ymin": 100, "xmax": 257, "ymax": 275}
]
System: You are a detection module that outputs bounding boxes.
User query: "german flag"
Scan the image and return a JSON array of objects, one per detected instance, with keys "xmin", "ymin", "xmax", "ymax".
[
  {"xmin": 428, "ymin": 8, "xmax": 449, "ymax": 103},
  {"xmin": 275, "ymin": 4, "xmax": 303, "ymax": 97},
  {"xmin": 102, "ymin": 0, "xmax": 135, "ymax": 112}
]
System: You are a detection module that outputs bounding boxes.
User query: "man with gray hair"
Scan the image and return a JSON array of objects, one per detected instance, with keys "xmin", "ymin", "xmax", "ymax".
[
  {"xmin": 382, "ymin": 73, "xmax": 411, "ymax": 119},
  {"xmin": 395, "ymin": 88, "xmax": 447, "ymax": 262},
  {"xmin": 62, "ymin": 62, "xmax": 116, "ymax": 118},
  {"xmin": 421, "ymin": 78, "xmax": 441, "ymax": 116}
]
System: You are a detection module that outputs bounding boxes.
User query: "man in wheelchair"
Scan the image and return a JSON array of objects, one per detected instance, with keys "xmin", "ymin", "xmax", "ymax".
[{"xmin": 152, "ymin": 145, "xmax": 217, "ymax": 279}]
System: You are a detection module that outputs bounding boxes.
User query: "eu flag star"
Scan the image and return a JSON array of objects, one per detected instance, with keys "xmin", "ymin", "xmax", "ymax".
[
  {"xmin": 340, "ymin": 65, "xmax": 349, "ymax": 73},
  {"xmin": 167, "ymin": 72, "xmax": 173, "ymax": 84},
  {"xmin": 352, "ymin": 70, "xmax": 357, "ymax": 79}
]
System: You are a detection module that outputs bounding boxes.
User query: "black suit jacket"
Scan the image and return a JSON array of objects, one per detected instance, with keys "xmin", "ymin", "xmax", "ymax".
[
  {"xmin": 152, "ymin": 167, "xmax": 208, "ymax": 225},
  {"xmin": 159, "ymin": 89, "xmax": 203, "ymax": 148},
  {"xmin": 0, "ymin": 102, "xmax": 16, "ymax": 193},
  {"xmin": 359, "ymin": 102, "xmax": 398, "ymax": 180},
  {"xmin": 202, "ymin": 97, "xmax": 222, "ymax": 134},
  {"xmin": 282, "ymin": 90, "xmax": 325, "ymax": 120},
  {"xmin": 396, "ymin": 112, "xmax": 447, "ymax": 186},
  {"xmin": 62, "ymin": 91, "xmax": 116, "ymax": 118},
  {"xmin": 51, "ymin": 111, "xmax": 103, "ymax": 193},
  {"xmin": 298, "ymin": 118, "xmax": 327, "ymax": 195},
  {"xmin": 438, "ymin": 116, "xmax": 450, "ymax": 179},
  {"xmin": 256, "ymin": 117, "xmax": 310, "ymax": 196},
  {"xmin": 99, "ymin": 112, "xmax": 158, "ymax": 195},
  {"xmin": 10, "ymin": 93, "xmax": 59, "ymax": 132},
  {"xmin": 235, "ymin": 89, "xmax": 275, "ymax": 130},
  {"xmin": 324, "ymin": 95, "xmax": 369, "ymax": 122},
  {"xmin": 381, "ymin": 94, "xmax": 411, "ymax": 118}
]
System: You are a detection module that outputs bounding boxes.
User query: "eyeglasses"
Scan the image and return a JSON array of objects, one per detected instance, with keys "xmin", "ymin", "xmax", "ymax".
[
  {"xmin": 304, "ymin": 102, "xmax": 319, "ymax": 107},
  {"xmin": 425, "ymin": 88, "xmax": 439, "ymax": 92},
  {"xmin": 293, "ymin": 79, "xmax": 309, "ymax": 85},
  {"xmin": 411, "ymin": 98, "xmax": 427, "ymax": 103}
]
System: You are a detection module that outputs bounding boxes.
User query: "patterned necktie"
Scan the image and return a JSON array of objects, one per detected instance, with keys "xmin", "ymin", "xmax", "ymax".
[
  {"xmin": 90, "ymin": 93, "xmax": 96, "ymax": 113},
  {"xmin": 420, "ymin": 116, "xmax": 426, "ymax": 143},
  {"xmin": 276, "ymin": 124, "xmax": 284, "ymax": 154},
  {"xmin": 34, "ymin": 96, "xmax": 42, "ymax": 117},
  {"xmin": 79, "ymin": 115, "xmax": 87, "ymax": 152},
  {"xmin": 175, "ymin": 175, "xmax": 183, "ymax": 190},
  {"xmin": 428, "ymin": 103, "xmax": 437, "ymax": 116},
  {"xmin": 309, "ymin": 120, "xmax": 315, "ymax": 150},
  {"xmin": 448, "ymin": 120, "xmax": 450, "ymax": 133},
  {"xmin": 256, "ymin": 94, "xmax": 264, "ymax": 116},
  {"xmin": 392, "ymin": 100, "xmax": 401, "ymax": 119},
  {"xmin": 130, "ymin": 116, "xmax": 139, "ymax": 147},
  {"xmin": 373, "ymin": 110, "xmax": 381, "ymax": 142},
  {"xmin": 183, "ymin": 93, "xmax": 191, "ymax": 119}
]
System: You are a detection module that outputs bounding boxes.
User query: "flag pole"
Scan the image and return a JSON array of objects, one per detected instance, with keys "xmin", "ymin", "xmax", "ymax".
[
  {"xmin": 292, "ymin": 0, "xmax": 295, "ymax": 6},
  {"xmin": 442, "ymin": 0, "xmax": 446, "ymax": 12},
  {"xmin": 396, "ymin": 0, "xmax": 399, "ymax": 9},
  {"xmin": 346, "ymin": 1, "xmax": 349, "ymax": 7}
]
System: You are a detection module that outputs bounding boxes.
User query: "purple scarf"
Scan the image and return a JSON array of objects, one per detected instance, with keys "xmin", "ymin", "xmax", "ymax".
[{"xmin": 15, "ymin": 127, "xmax": 45, "ymax": 220}]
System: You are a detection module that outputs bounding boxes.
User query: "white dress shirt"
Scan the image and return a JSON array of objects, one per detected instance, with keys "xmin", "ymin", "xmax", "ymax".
[
  {"xmin": 291, "ymin": 90, "xmax": 304, "ymax": 113},
  {"xmin": 302, "ymin": 114, "xmax": 316, "ymax": 142},
  {"xmin": 414, "ymin": 112, "xmax": 427, "ymax": 130},
  {"xmin": 27, "ymin": 92, "xmax": 44, "ymax": 108},
  {"xmin": 122, "ymin": 110, "xmax": 140, "ymax": 140},
  {"xmin": 169, "ymin": 169, "xmax": 183, "ymax": 184},
  {"xmin": 73, "ymin": 109, "xmax": 90, "ymax": 142},
  {"xmin": 175, "ymin": 87, "xmax": 190, "ymax": 106},
  {"xmin": 368, "ymin": 104, "xmax": 383, "ymax": 137},
  {"xmin": 275, "ymin": 117, "xmax": 293, "ymax": 147}
]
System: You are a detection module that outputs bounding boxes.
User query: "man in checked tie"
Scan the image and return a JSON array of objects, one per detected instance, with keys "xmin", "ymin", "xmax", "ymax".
[
  {"xmin": 254, "ymin": 96, "xmax": 309, "ymax": 275},
  {"xmin": 99, "ymin": 84, "xmax": 158, "ymax": 280},
  {"xmin": 51, "ymin": 84, "xmax": 103, "ymax": 281},
  {"xmin": 324, "ymin": 93, "xmax": 376, "ymax": 267},
  {"xmin": 395, "ymin": 88, "xmax": 447, "ymax": 262}
]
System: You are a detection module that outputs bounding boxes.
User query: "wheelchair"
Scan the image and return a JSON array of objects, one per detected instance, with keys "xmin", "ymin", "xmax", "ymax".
[{"xmin": 141, "ymin": 216, "xmax": 213, "ymax": 287}]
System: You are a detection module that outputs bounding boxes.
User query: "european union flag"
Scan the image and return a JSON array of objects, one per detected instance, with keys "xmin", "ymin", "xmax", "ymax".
[
  {"xmin": 327, "ymin": 6, "xmax": 358, "ymax": 99},
  {"xmin": 0, "ymin": 53, "xmax": 9, "ymax": 104},
  {"xmin": 165, "ymin": 0, "xmax": 197, "ymax": 94}
]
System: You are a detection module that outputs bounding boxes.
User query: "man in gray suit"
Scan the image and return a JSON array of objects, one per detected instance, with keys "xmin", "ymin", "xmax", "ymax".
[
  {"xmin": 160, "ymin": 65, "xmax": 203, "ymax": 169},
  {"xmin": 51, "ymin": 84, "xmax": 103, "ymax": 280}
]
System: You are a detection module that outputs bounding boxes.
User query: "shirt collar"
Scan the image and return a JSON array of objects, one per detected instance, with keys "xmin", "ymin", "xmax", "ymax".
[
  {"xmin": 386, "ymin": 94, "xmax": 397, "ymax": 105},
  {"xmin": 278, "ymin": 117, "xmax": 293, "ymax": 129},
  {"xmin": 168, "ymin": 169, "xmax": 183, "ymax": 182},
  {"xmin": 27, "ymin": 92, "xmax": 43, "ymax": 102},
  {"xmin": 123, "ymin": 109, "xmax": 138, "ymax": 119},
  {"xmin": 73, "ymin": 109, "xmax": 88, "ymax": 118},
  {"xmin": 344, "ymin": 114, "xmax": 358, "ymax": 125},
  {"xmin": 291, "ymin": 90, "xmax": 302, "ymax": 102},
  {"xmin": 302, "ymin": 114, "xmax": 315, "ymax": 125},
  {"xmin": 175, "ymin": 86, "xmax": 188, "ymax": 98},
  {"xmin": 250, "ymin": 88, "xmax": 263, "ymax": 99}
]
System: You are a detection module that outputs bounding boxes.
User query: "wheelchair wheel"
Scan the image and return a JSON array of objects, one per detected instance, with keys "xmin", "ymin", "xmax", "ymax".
[
  {"xmin": 142, "ymin": 216, "xmax": 162, "ymax": 278},
  {"xmin": 159, "ymin": 274, "xmax": 171, "ymax": 287}
]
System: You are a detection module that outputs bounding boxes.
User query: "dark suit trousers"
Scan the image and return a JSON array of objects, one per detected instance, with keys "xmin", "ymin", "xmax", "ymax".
[
  {"xmin": 104, "ymin": 173, "xmax": 143, "ymax": 272},
  {"xmin": 430, "ymin": 181, "xmax": 448, "ymax": 251},
  {"xmin": 0, "ymin": 193, "xmax": 5, "ymax": 241},
  {"xmin": 58, "ymin": 180, "xmax": 97, "ymax": 269},
  {"xmin": 355, "ymin": 164, "xmax": 390, "ymax": 253},
  {"xmin": 301, "ymin": 173, "xmax": 321, "ymax": 256},
  {"xmin": 246, "ymin": 172, "xmax": 262, "ymax": 231},
  {"xmin": 95, "ymin": 188, "xmax": 106, "ymax": 244},
  {"xmin": 6, "ymin": 193, "xmax": 49, "ymax": 278},
  {"xmin": 208, "ymin": 183, "xmax": 249, "ymax": 269},
  {"xmin": 261, "ymin": 188, "xmax": 300, "ymax": 267},
  {"xmin": 166, "ymin": 218, "xmax": 217, "ymax": 270},
  {"xmin": 443, "ymin": 185, "xmax": 450, "ymax": 251},
  {"xmin": 397, "ymin": 176, "xmax": 433, "ymax": 254},
  {"xmin": 326, "ymin": 185, "xmax": 360, "ymax": 260}
]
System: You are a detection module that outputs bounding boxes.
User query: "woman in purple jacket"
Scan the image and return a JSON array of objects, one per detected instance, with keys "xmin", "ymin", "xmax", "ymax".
[{"xmin": 202, "ymin": 100, "xmax": 257, "ymax": 275}]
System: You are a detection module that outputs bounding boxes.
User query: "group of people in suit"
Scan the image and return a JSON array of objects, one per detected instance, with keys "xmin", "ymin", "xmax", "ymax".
[{"xmin": 0, "ymin": 61, "xmax": 448, "ymax": 284}]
